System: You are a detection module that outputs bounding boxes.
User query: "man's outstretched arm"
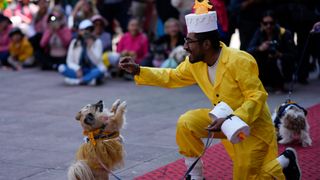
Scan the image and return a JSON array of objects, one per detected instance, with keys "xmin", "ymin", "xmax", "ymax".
[{"xmin": 119, "ymin": 56, "xmax": 196, "ymax": 88}]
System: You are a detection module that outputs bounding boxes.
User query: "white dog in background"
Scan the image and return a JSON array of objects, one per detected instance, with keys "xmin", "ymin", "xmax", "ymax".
[{"xmin": 272, "ymin": 102, "xmax": 312, "ymax": 147}]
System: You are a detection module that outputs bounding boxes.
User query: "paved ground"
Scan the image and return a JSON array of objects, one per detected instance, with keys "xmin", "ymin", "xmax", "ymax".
[{"xmin": 0, "ymin": 67, "xmax": 319, "ymax": 180}]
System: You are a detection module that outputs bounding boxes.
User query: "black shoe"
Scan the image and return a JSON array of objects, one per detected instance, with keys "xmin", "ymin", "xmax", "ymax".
[
  {"xmin": 281, "ymin": 147, "xmax": 301, "ymax": 180},
  {"xmin": 185, "ymin": 175, "xmax": 205, "ymax": 180},
  {"xmin": 123, "ymin": 73, "xmax": 134, "ymax": 81}
]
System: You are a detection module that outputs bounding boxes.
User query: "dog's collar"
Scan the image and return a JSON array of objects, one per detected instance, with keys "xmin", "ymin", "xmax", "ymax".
[
  {"xmin": 277, "ymin": 102, "xmax": 307, "ymax": 119},
  {"xmin": 83, "ymin": 126, "xmax": 120, "ymax": 146}
]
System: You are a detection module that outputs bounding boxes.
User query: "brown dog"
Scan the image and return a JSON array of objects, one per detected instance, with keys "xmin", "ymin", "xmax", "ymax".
[{"xmin": 68, "ymin": 99, "xmax": 127, "ymax": 180}]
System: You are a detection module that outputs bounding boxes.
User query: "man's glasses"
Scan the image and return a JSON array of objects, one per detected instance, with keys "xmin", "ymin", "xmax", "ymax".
[
  {"xmin": 262, "ymin": 21, "xmax": 275, "ymax": 26},
  {"xmin": 184, "ymin": 37, "xmax": 201, "ymax": 44}
]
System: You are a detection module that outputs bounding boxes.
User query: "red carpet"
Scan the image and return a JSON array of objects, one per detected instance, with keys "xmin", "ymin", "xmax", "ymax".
[{"xmin": 135, "ymin": 104, "xmax": 320, "ymax": 180}]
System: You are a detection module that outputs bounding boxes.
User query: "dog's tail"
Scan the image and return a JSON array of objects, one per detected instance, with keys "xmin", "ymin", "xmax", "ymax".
[{"xmin": 68, "ymin": 160, "xmax": 95, "ymax": 180}]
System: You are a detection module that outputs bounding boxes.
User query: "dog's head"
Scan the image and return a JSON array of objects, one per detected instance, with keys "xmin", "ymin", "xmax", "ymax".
[
  {"xmin": 75, "ymin": 100, "xmax": 126, "ymax": 132},
  {"xmin": 281, "ymin": 106, "xmax": 306, "ymax": 133}
]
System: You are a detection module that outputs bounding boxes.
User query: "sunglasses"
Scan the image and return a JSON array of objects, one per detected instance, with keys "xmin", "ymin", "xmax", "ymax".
[{"xmin": 262, "ymin": 21, "xmax": 275, "ymax": 26}]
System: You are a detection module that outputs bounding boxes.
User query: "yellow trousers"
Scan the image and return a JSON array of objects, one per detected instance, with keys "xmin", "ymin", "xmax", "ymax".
[{"xmin": 176, "ymin": 109, "xmax": 285, "ymax": 180}]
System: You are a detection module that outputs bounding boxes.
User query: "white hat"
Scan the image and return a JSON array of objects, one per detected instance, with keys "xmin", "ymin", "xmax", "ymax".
[
  {"xmin": 185, "ymin": 11, "xmax": 218, "ymax": 33},
  {"xmin": 79, "ymin": 19, "xmax": 93, "ymax": 30}
]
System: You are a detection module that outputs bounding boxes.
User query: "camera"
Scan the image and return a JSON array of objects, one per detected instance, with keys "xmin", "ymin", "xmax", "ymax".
[
  {"xmin": 49, "ymin": 15, "xmax": 57, "ymax": 22},
  {"xmin": 268, "ymin": 40, "xmax": 278, "ymax": 54}
]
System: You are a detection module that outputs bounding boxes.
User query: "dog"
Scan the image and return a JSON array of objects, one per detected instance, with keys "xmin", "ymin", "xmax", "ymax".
[
  {"xmin": 272, "ymin": 101, "xmax": 312, "ymax": 147},
  {"xmin": 68, "ymin": 99, "xmax": 127, "ymax": 180}
]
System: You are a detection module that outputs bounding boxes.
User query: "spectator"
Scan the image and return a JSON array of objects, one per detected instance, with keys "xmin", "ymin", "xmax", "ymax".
[
  {"xmin": 130, "ymin": 0, "xmax": 156, "ymax": 38},
  {"xmin": 171, "ymin": 0, "xmax": 193, "ymax": 34},
  {"xmin": 91, "ymin": 14, "xmax": 112, "ymax": 51},
  {"xmin": 145, "ymin": 18, "xmax": 184, "ymax": 67},
  {"xmin": 210, "ymin": 0, "xmax": 230, "ymax": 44},
  {"xmin": 0, "ymin": 13, "xmax": 12, "ymax": 67},
  {"xmin": 155, "ymin": 0, "xmax": 179, "ymax": 24},
  {"xmin": 40, "ymin": 7, "xmax": 72, "ymax": 70},
  {"xmin": 58, "ymin": 19, "xmax": 106, "ymax": 85},
  {"xmin": 29, "ymin": 0, "xmax": 50, "ymax": 66},
  {"xmin": 8, "ymin": 27, "xmax": 34, "ymax": 70},
  {"xmin": 33, "ymin": 0, "xmax": 49, "ymax": 34},
  {"xmin": 116, "ymin": 18, "xmax": 149, "ymax": 65},
  {"xmin": 69, "ymin": 0, "xmax": 98, "ymax": 31},
  {"xmin": 157, "ymin": 18, "xmax": 185, "ymax": 56},
  {"xmin": 247, "ymin": 10, "xmax": 296, "ymax": 93},
  {"xmin": 274, "ymin": 1, "xmax": 317, "ymax": 84},
  {"xmin": 97, "ymin": 0, "xmax": 130, "ymax": 34},
  {"xmin": 309, "ymin": 21, "xmax": 320, "ymax": 79},
  {"xmin": 3, "ymin": 0, "xmax": 38, "ymax": 37},
  {"xmin": 228, "ymin": 0, "xmax": 269, "ymax": 50}
]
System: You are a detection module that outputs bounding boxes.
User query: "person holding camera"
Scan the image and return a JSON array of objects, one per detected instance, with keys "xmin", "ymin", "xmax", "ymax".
[
  {"xmin": 40, "ymin": 7, "xmax": 72, "ymax": 70},
  {"xmin": 58, "ymin": 19, "xmax": 106, "ymax": 85},
  {"xmin": 247, "ymin": 10, "xmax": 296, "ymax": 94}
]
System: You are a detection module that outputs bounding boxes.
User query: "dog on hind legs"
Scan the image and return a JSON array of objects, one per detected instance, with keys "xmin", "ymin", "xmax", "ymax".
[
  {"xmin": 272, "ymin": 101, "xmax": 312, "ymax": 147},
  {"xmin": 68, "ymin": 99, "xmax": 127, "ymax": 180}
]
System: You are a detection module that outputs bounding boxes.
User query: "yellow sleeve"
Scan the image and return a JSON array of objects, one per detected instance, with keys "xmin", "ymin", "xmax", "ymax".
[
  {"xmin": 231, "ymin": 53, "xmax": 268, "ymax": 125},
  {"xmin": 134, "ymin": 58, "xmax": 196, "ymax": 88}
]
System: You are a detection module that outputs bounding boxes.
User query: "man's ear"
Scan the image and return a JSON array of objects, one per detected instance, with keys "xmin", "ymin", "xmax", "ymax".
[
  {"xmin": 202, "ymin": 39, "xmax": 211, "ymax": 50},
  {"xmin": 75, "ymin": 112, "xmax": 81, "ymax": 121}
]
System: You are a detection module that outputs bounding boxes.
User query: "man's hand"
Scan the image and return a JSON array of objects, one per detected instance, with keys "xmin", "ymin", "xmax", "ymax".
[
  {"xmin": 206, "ymin": 117, "xmax": 226, "ymax": 131},
  {"xmin": 118, "ymin": 56, "xmax": 140, "ymax": 75}
]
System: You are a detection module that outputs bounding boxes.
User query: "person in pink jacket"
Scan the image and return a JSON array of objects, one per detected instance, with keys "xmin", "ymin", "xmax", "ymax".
[
  {"xmin": 0, "ymin": 13, "xmax": 12, "ymax": 67},
  {"xmin": 40, "ymin": 7, "xmax": 72, "ymax": 70},
  {"xmin": 116, "ymin": 18, "xmax": 149, "ymax": 65}
]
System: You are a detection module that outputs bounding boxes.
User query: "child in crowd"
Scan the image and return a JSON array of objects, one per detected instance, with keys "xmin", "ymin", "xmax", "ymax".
[
  {"xmin": 8, "ymin": 27, "xmax": 34, "ymax": 70},
  {"xmin": 58, "ymin": 19, "xmax": 106, "ymax": 85}
]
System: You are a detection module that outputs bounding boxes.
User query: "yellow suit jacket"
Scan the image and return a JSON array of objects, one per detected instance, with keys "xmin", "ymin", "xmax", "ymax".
[{"xmin": 134, "ymin": 42, "xmax": 276, "ymax": 144}]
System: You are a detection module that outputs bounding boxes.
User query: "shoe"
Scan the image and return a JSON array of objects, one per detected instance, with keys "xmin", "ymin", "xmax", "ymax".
[
  {"xmin": 185, "ymin": 175, "xmax": 205, "ymax": 180},
  {"xmin": 64, "ymin": 78, "xmax": 80, "ymax": 85},
  {"xmin": 88, "ymin": 79, "xmax": 96, "ymax": 86},
  {"xmin": 123, "ymin": 73, "xmax": 134, "ymax": 81},
  {"xmin": 281, "ymin": 147, "xmax": 301, "ymax": 180}
]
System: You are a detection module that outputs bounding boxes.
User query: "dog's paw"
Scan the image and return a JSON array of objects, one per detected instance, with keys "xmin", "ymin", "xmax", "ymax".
[
  {"xmin": 302, "ymin": 139, "xmax": 312, "ymax": 147},
  {"xmin": 111, "ymin": 99, "xmax": 121, "ymax": 112},
  {"xmin": 118, "ymin": 101, "xmax": 127, "ymax": 112},
  {"xmin": 278, "ymin": 139, "xmax": 290, "ymax": 144},
  {"xmin": 302, "ymin": 142, "xmax": 311, "ymax": 147}
]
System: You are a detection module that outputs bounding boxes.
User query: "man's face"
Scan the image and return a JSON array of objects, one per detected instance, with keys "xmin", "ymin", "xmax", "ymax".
[{"xmin": 183, "ymin": 33, "xmax": 205, "ymax": 64}]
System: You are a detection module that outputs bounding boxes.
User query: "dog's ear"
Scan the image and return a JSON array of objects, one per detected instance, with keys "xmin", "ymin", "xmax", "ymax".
[
  {"xmin": 95, "ymin": 100, "xmax": 104, "ymax": 112},
  {"xmin": 75, "ymin": 112, "xmax": 81, "ymax": 121}
]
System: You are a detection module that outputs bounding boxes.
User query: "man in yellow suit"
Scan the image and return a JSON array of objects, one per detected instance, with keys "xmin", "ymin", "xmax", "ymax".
[{"xmin": 119, "ymin": 9, "xmax": 301, "ymax": 180}]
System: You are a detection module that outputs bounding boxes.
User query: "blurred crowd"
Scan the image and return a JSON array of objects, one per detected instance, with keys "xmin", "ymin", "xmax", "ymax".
[{"xmin": 0, "ymin": 0, "xmax": 319, "ymax": 90}]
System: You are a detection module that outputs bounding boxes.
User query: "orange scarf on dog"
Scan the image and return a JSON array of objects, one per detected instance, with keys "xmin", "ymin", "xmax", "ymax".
[{"xmin": 83, "ymin": 130, "xmax": 119, "ymax": 146}]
